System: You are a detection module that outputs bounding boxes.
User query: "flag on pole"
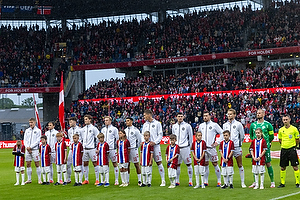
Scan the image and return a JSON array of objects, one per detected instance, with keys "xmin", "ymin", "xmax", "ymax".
[
  {"xmin": 59, "ymin": 72, "xmax": 65, "ymax": 133},
  {"xmin": 33, "ymin": 94, "xmax": 42, "ymax": 130}
]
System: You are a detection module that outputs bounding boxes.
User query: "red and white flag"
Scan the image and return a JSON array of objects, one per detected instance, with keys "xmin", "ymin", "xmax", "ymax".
[
  {"xmin": 33, "ymin": 94, "xmax": 42, "ymax": 130},
  {"xmin": 59, "ymin": 72, "xmax": 65, "ymax": 132},
  {"xmin": 37, "ymin": 6, "xmax": 52, "ymax": 15}
]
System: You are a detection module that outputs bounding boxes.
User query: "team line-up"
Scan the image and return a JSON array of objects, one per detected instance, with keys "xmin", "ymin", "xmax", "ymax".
[{"xmin": 12, "ymin": 108, "xmax": 300, "ymax": 189}]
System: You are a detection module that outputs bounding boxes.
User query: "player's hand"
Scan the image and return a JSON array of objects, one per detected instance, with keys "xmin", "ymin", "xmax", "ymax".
[
  {"xmin": 96, "ymin": 150, "xmax": 99, "ymax": 154},
  {"xmin": 149, "ymin": 161, "xmax": 152, "ymax": 166},
  {"xmin": 149, "ymin": 141, "xmax": 156, "ymax": 146},
  {"xmin": 211, "ymin": 142, "xmax": 218, "ymax": 147}
]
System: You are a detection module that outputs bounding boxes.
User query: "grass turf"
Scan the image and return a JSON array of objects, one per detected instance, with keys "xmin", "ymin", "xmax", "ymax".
[{"xmin": 1, "ymin": 142, "xmax": 299, "ymax": 200}]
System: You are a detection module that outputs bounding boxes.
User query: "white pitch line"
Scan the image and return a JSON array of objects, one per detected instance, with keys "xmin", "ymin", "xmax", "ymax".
[{"xmin": 270, "ymin": 191, "xmax": 300, "ymax": 200}]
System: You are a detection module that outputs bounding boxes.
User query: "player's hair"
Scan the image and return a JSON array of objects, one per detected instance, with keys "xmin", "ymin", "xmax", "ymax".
[
  {"xmin": 144, "ymin": 109, "xmax": 153, "ymax": 115},
  {"xmin": 48, "ymin": 121, "xmax": 54, "ymax": 126},
  {"xmin": 257, "ymin": 108, "xmax": 265, "ymax": 113},
  {"xmin": 104, "ymin": 116, "xmax": 112, "ymax": 121},
  {"xmin": 176, "ymin": 112, "xmax": 184, "ymax": 116},
  {"xmin": 16, "ymin": 140, "xmax": 22, "ymax": 146},
  {"xmin": 282, "ymin": 114, "xmax": 291, "ymax": 119},
  {"xmin": 29, "ymin": 117, "xmax": 36, "ymax": 122},
  {"xmin": 223, "ymin": 130, "xmax": 231, "ymax": 135},
  {"xmin": 195, "ymin": 131, "xmax": 202, "ymax": 136},
  {"xmin": 56, "ymin": 132, "xmax": 64, "ymax": 137},
  {"xmin": 97, "ymin": 133, "xmax": 104, "ymax": 139},
  {"xmin": 203, "ymin": 110, "xmax": 210, "ymax": 115},
  {"xmin": 143, "ymin": 131, "xmax": 150, "ymax": 136},
  {"xmin": 126, "ymin": 117, "xmax": 133, "ymax": 121},
  {"xmin": 41, "ymin": 135, "xmax": 47, "ymax": 140},
  {"xmin": 69, "ymin": 117, "xmax": 77, "ymax": 121},
  {"xmin": 227, "ymin": 108, "xmax": 236, "ymax": 115},
  {"xmin": 169, "ymin": 134, "xmax": 177, "ymax": 140},
  {"xmin": 84, "ymin": 114, "xmax": 92, "ymax": 120},
  {"xmin": 255, "ymin": 128, "xmax": 263, "ymax": 138},
  {"xmin": 73, "ymin": 133, "xmax": 79, "ymax": 138}
]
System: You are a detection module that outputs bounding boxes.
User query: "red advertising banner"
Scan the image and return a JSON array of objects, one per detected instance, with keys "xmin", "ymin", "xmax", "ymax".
[
  {"xmin": 72, "ymin": 46, "xmax": 300, "ymax": 71},
  {"xmin": 1, "ymin": 134, "xmax": 278, "ymax": 148},
  {"xmin": 0, "ymin": 87, "xmax": 60, "ymax": 94},
  {"xmin": 78, "ymin": 86, "xmax": 300, "ymax": 104}
]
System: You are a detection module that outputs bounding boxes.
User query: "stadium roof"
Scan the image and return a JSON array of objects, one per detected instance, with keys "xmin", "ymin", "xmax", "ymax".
[{"xmin": 2, "ymin": 0, "xmax": 253, "ymax": 20}]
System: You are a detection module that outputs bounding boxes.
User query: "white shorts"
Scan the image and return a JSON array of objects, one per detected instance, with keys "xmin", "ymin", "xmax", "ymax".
[
  {"xmin": 178, "ymin": 147, "xmax": 192, "ymax": 165},
  {"xmin": 73, "ymin": 166, "xmax": 82, "ymax": 172},
  {"xmin": 168, "ymin": 168, "xmax": 177, "ymax": 178},
  {"xmin": 118, "ymin": 163, "xmax": 129, "ymax": 169},
  {"xmin": 141, "ymin": 166, "xmax": 152, "ymax": 175},
  {"xmin": 50, "ymin": 152, "xmax": 56, "ymax": 164},
  {"xmin": 233, "ymin": 147, "xmax": 242, "ymax": 158},
  {"xmin": 252, "ymin": 165, "xmax": 265, "ymax": 174},
  {"xmin": 83, "ymin": 149, "xmax": 97, "ymax": 162},
  {"xmin": 221, "ymin": 166, "xmax": 234, "ymax": 176},
  {"xmin": 99, "ymin": 165, "xmax": 109, "ymax": 174},
  {"xmin": 194, "ymin": 165, "xmax": 205, "ymax": 176},
  {"xmin": 15, "ymin": 166, "xmax": 25, "ymax": 172},
  {"xmin": 56, "ymin": 164, "xmax": 67, "ymax": 173},
  {"xmin": 129, "ymin": 148, "xmax": 139, "ymax": 163},
  {"xmin": 25, "ymin": 149, "xmax": 40, "ymax": 162},
  {"xmin": 108, "ymin": 149, "xmax": 117, "ymax": 163},
  {"xmin": 42, "ymin": 166, "xmax": 50, "ymax": 174},
  {"xmin": 205, "ymin": 148, "xmax": 219, "ymax": 163},
  {"xmin": 153, "ymin": 145, "xmax": 162, "ymax": 162},
  {"xmin": 67, "ymin": 150, "xmax": 73, "ymax": 165}
]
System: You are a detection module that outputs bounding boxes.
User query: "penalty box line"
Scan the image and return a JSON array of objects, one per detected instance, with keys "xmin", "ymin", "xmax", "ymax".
[{"xmin": 270, "ymin": 191, "xmax": 300, "ymax": 200}]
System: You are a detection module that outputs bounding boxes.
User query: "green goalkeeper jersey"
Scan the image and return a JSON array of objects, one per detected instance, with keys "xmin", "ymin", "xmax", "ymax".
[{"xmin": 249, "ymin": 120, "xmax": 274, "ymax": 148}]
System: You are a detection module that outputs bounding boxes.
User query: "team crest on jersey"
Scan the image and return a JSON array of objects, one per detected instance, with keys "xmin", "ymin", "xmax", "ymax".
[
  {"xmin": 225, "ymin": 144, "xmax": 227, "ymax": 147},
  {"xmin": 257, "ymin": 142, "xmax": 259, "ymax": 145},
  {"xmin": 175, "ymin": 128, "xmax": 177, "ymax": 130},
  {"xmin": 89, "ymin": 130, "xmax": 92, "ymax": 133},
  {"xmin": 289, "ymin": 135, "xmax": 293, "ymax": 139},
  {"xmin": 209, "ymin": 126, "xmax": 212, "ymax": 130},
  {"xmin": 52, "ymin": 134, "xmax": 55, "ymax": 137},
  {"xmin": 171, "ymin": 149, "xmax": 173, "ymax": 152},
  {"xmin": 233, "ymin": 125, "xmax": 236, "ymax": 129},
  {"xmin": 197, "ymin": 144, "xmax": 200, "ymax": 148},
  {"xmin": 182, "ymin": 127, "xmax": 185, "ymax": 131},
  {"xmin": 34, "ymin": 131, "xmax": 37, "ymax": 134},
  {"xmin": 262, "ymin": 126, "xmax": 266, "ymax": 129},
  {"xmin": 152, "ymin": 125, "xmax": 155, "ymax": 128},
  {"xmin": 109, "ymin": 130, "xmax": 112, "ymax": 133},
  {"xmin": 131, "ymin": 132, "xmax": 134, "ymax": 135}
]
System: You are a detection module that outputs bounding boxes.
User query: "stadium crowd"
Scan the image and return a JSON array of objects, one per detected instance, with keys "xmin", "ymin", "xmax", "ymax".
[
  {"xmin": 78, "ymin": 65, "xmax": 300, "ymax": 99},
  {"xmin": 67, "ymin": 88, "xmax": 300, "ymax": 136}
]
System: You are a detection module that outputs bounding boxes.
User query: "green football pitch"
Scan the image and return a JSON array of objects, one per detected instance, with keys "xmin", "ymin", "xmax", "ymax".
[{"xmin": 1, "ymin": 142, "xmax": 300, "ymax": 200}]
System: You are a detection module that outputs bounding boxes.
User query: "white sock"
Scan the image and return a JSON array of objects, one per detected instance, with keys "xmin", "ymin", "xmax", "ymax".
[
  {"xmin": 67, "ymin": 163, "xmax": 72, "ymax": 181},
  {"xmin": 114, "ymin": 167, "xmax": 119, "ymax": 182},
  {"xmin": 36, "ymin": 167, "xmax": 41, "ymax": 181},
  {"xmin": 201, "ymin": 175, "xmax": 204, "ymax": 187},
  {"xmin": 158, "ymin": 164, "xmax": 165, "ymax": 182},
  {"xmin": 223, "ymin": 175, "xmax": 228, "ymax": 185},
  {"xmin": 187, "ymin": 165, "xmax": 193, "ymax": 183},
  {"xmin": 239, "ymin": 166, "xmax": 245, "ymax": 184},
  {"xmin": 75, "ymin": 172, "xmax": 78, "ymax": 183},
  {"xmin": 255, "ymin": 174, "xmax": 259, "ymax": 186},
  {"xmin": 21, "ymin": 173, "xmax": 25, "ymax": 184},
  {"xmin": 137, "ymin": 173, "xmax": 141, "ymax": 182},
  {"xmin": 100, "ymin": 173, "xmax": 104, "ymax": 183},
  {"xmin": 79, "ymin": 171, "xmax": 83, "ymax": 183},
  {"xmin": 195, "ymin": 175, "xmax": 199, "ymax": 186},
  {"xmin": 214, "ymin": 165, "xmax": 221, "ymax": 183},
  {"xmin": 105, "ymin": 171, "xmax": 109, "ymax": 183},
  {"xmin": 43, "ymin": 173, "xmax": 46, "ymax": 182},
  {"xmin": 125, "ymin": 171, "xmax": 128, "ymax": 184},
  {"xmin": 47, "ymin": 173, "xmax": 50, "ymax": 182},
  {"xmin": 16, "ymin": 173, "xmax": 20, "ymax": 184},
  {"xmin": 84, "ymin": 166, "xmax": 89, "ymax": 181},
  {"xmin": 120, "ymin": 172, "xmax": 125, "ymax": 184},
  {"xmin": 148, "ymin": 167, "xmax": 152, "ymax": 184},
  {"xmin": 204, "ymin": 166, "xmax": 209, "ymax": 183},
  {"xmin": 142, "ymin": 174, "xmax": 146, "ymax": 184},
  {"xmin": 229, "ymin": 175, "xmax": 233, "ymax": 184},
  {"xmin": 57, "ymin": 173, "xmax": 61, "ymax": 183},
  {"xmin": 27, "ymin": 167, "xmax": 32, "ymax": 181},
  {"xmin": 260, "ymin": 174, "xmax": 264, "ymax": 186},
  {"xmin": 176, "ymin": 167, "xmax": 181, "ymax": 183},
  {"xmin": 49, "ymin": 164, "xmax": 53, "ymax": 181},
  {"xmin": 94, "ymin": 166, "xmax": 99, "ymax": 181},
  {"xmin": 63, "ymin": 172, "xmax": 67, "ymax": 182}
]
